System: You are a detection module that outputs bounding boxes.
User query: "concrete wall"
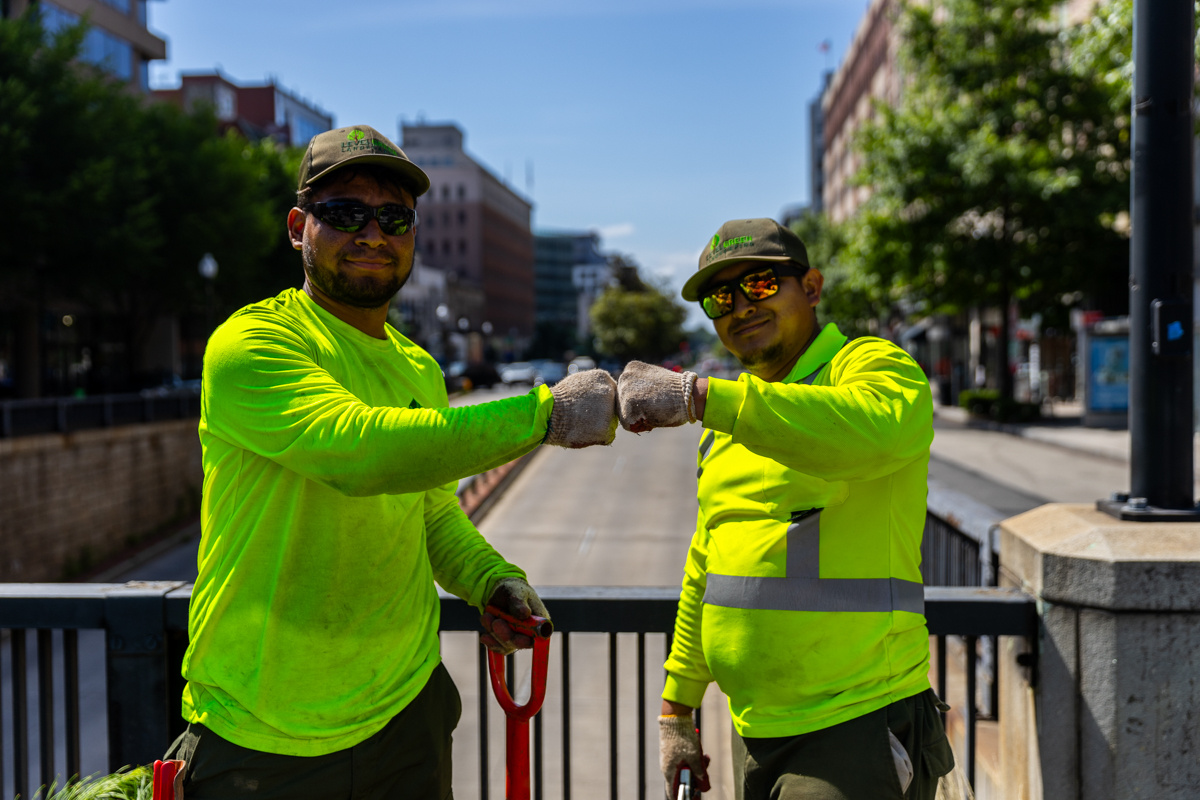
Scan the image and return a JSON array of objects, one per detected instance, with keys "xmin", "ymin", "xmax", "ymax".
[
  {"xmin": 0, "ymin": 421, "xmax": 202, "ymax": 581},
  {"xmin": 998, "ymin": 504, "xmax": 1200, "ymax": 800}
]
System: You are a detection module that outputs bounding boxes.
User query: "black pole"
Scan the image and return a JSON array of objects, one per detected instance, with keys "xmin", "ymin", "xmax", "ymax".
[{"xmin": 1101, "ymin": 0, "xmax": 1199, "ymax": 520}]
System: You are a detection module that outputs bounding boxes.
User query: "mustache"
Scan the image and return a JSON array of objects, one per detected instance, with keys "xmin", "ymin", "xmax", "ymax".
[
  {"xmin": 729, "ymin": 316, "xmax": 769, "ymax": 336},
  {"xmin": 339, "ymin": 246, "xmax": 398, "ymax": 265}
]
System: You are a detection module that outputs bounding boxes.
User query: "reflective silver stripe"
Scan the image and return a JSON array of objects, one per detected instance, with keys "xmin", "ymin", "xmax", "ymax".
[
  {"xmin": 704, "ymin": 574, "xmax": 925, "ymax": 614},
  {"xmin": 699, "ymin": 431, "xmax": 715, "ymax": 459},
  {"xmin": 786, "ymin": 510, "xmax": 821, "ymax": 579}
]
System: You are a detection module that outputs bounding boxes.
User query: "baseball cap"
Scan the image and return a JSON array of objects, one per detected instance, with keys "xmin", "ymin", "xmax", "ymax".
[
  {"xmin": 681, "ymin": 218, "xmax": 810, "ymax": 301},
  {"xmin": 298, "ymin": 125, "xmax": 430, "ymax": 198}
]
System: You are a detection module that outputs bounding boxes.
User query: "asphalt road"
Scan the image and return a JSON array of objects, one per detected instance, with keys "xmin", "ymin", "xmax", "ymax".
[{"xmin": 929, "ymin": 412, "xmax": 1130, "ymax": 518}]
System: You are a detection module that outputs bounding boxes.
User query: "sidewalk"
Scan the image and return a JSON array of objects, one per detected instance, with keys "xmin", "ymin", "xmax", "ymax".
[{"xmin": 932, "ymin": 400, "xmax": 1132, "ymax": 463}]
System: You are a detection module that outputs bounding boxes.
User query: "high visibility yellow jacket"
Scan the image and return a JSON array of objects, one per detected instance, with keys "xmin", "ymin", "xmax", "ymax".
[{"xmin": 663, "ymin": 323, "xmax": 934, "ymax": 738}]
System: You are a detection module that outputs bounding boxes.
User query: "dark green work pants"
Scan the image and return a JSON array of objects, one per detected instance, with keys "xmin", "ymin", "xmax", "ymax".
[
  {"xmin": 164, "ymin": 662, "xmax": 462, "ymax": 800},
  {"xmin": 732, "ymin": 689, "xmax": 955, "ymax": 800}
]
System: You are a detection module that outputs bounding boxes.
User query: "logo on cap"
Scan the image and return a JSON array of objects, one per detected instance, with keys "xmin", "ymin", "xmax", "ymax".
[
  {"xmin": 711, "ymin": 235, "xmax": 720, "ymax": 252},
  {"xmin": 347, "ymin": 129, "xmax": 365, "ymax": 142}
]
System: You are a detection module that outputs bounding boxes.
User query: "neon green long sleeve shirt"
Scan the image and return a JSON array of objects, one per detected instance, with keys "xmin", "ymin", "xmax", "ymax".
[
  {"xmin": 181, "ymin": 288, "xmax": 554, "ymax": 756},
  {"xmin": 663, "ymin": 323, "xmax": 934, "ymax": 738}
]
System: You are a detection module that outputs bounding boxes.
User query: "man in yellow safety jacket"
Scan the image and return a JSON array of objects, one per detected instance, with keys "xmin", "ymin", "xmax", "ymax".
[{"xmin": 616, "ymin": 218, "xmax": 955, "ymax": 799}]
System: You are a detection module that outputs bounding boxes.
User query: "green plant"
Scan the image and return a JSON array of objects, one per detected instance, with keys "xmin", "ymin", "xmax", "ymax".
[
  {"xmin": 958, "ymin": 389, "xmax": 999, "ymax": 417},
  {"xmin": 24, "ymin": 766, "xmax": 152, "ymax": 800}
]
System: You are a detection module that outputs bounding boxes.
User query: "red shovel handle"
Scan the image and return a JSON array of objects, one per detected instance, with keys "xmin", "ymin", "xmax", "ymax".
[
  {"xmin": 153, "ymin": 759, "xmax": 184, "ymax": 800},
  {"xmin": 483, "ymin": 604, "xmax": 552, "ymax": 720}
]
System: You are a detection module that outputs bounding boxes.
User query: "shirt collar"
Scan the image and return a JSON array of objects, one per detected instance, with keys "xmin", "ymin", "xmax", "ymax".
[{"xmin": 782, "ymin": 323, "xmax": 847, "ymax": 384}]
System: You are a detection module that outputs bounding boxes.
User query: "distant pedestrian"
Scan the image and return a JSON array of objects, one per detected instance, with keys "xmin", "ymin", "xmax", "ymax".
[
  {"xmin": 616, "ymin": 218, "xmax": 955, "ymax": 799},
  {"xmin": 164, "ymin": 124, "xmax": 619, "ymax": 799}
]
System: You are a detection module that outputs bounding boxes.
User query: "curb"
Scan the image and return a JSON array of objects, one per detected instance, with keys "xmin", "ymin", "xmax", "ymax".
[
  {"xmin": 933, "ymin": 406, "xmax": 1130, "ymax": 464},
  {"xmin": 84, "ymin": 518, "xmax": 202, "ymax": 583}
]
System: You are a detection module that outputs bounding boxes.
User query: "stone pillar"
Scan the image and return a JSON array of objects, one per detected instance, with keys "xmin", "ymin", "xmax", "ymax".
[{"xmin": 997, "ymin": 503, "xmax": 1200, "ymax": 800}]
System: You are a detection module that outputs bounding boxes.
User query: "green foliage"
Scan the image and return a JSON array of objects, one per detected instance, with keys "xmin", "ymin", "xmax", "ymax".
[
  {"xmin": 789, "ymin": 212, "xmax": 883, "ymax": 337},
  {"xmin": 27, "ymin": 766, "xmax": 152, "ymax": 800},
  {"xmin": 958, "ymin": 388, "xmax": 1041, "ymax": 422},
  {"xmin": 0, "ymin": 11, "xmax": 303, "ymax": 387},
  {"xmin": 589, "ymin": 281, "xmax": 688, "ymax": 363},
  {"xmin": 853, "ymin": 0, "xmax": 1137, "ymax": 398}
]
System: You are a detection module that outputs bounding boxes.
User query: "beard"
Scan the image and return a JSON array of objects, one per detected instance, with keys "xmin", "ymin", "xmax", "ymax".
[
  {"xmin": 734, "ymin": 340, "xmax": 787, "ymax": 370},
  {"xmin": 302, "ymin": 240, "xmax": 412, "ymax": 309}
]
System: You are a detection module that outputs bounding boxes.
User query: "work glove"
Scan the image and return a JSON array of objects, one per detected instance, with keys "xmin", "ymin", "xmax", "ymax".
[
  {"xmin": 543, "ymin": 368, "xmax": 619, "ymax": 448},
  {"xmin": 480, "ymin": 577, "xmax": 551, "ymax": 655},
  {"xmin": 659, "ymin": 715, "xmax": 710, "ymax": 799},
  {"xmin": 617, "ymin": 361, "xmax": 698, "ymax": 433}
]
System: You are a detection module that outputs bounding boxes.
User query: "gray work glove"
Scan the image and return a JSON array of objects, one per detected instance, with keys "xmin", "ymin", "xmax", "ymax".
[
  {"xmin": 617, "ymin": 361, "xmax": 698, "ymax": 433},
  {"xmin": 544, "ymin": 368, "xmax": 619, "ymax": 448},
  {"xmin": 480, "ymin": 577, "xmax": 551, "ymax": 655},
  {"xmin": 659, "ymin": 715, "xmax": 709, "ymax": 799}
]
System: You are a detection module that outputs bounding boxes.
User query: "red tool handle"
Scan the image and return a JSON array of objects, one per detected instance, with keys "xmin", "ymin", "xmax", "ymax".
[
  {"xmin": 152, "ymin": 759, "xmax": 184, "ymax": 800},
  {"xmin": 485, "ymin": 605, "xmax": 553, "ymax": 640},
  {"xmin": 484, "ymin": 605, "xmax": 552, "ymax": 800}
]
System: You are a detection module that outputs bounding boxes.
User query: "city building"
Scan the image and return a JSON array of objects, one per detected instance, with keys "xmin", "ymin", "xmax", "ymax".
[
  {"xmin": 821, "ymin": 0, "xmax": 1097, "ymax": 223},
  {"xmin": 400, "ymin": 122, "xmax": 536, "ymax": 357},
  {"xmin": 7, "ymin": 0, "xmax": 167, "ymax": 91},
  {"xmin": 152, "ymin": 71, "xmax": 333, "ymax": 146},
  {"xmin": 808, "ymin": 70, "xmax": 833, "ymax": 216},
  {"xmin": 820, "ymin": 0, "xmax": 900, "ymax": 225},
  {"xmin": 532, "ymin": 231, "xmax": 609, "ymax": 357}
]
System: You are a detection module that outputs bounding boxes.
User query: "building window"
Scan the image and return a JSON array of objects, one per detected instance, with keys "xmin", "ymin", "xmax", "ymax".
[
  {"xmin": 41, "ymin": 3, "xmax": 134, "ymax": 81},
  {"xmin": 457, "ymin": 185, "xmax": 465, "ymax": 200},
  {"xmin": 442, "ymin": 241, "xmax": 451, "ymax": 256},
  {"xmin": 458, "ymin": 240, "xmax": 467, "ymax": 255},
  {"xmin": 442, "ymin": 186, "xmax": 451, "ymax": 201},
  {"xmin": 99, "ymin": 0, "xmax": 131, "ymax": 12},
  {"xmin": 457, "ymin": 210, "xmax": 466, "ymax": 225}
]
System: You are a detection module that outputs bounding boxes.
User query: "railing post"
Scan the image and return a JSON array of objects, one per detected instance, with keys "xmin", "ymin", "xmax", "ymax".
[{"xmin": 104, "ymin": 582, "xmax": 184, "ymax": 771}]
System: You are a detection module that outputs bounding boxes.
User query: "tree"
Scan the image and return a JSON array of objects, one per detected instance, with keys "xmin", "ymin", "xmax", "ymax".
[
  {"xmin": 0, "ymin": 10, "xmax": 303, "ymax": 394},
  {"xmin": 853, "ymin": 0, "xmax": 1133, "ymax": 400},
  {"xmin": 789, "ymin": 212, "xmax": 884, "ymax": 338},
  {"xmin": 590, "ymin": 280, "xmax": 688, "ymax": 364}
]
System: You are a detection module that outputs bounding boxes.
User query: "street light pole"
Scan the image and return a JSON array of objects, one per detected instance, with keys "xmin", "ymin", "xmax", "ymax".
[
  {"xmin": 1098, "ymin": 0, "xmax": 1199, "ymax": 520},
  {"xmin": 198, "ymin": 253, "xmax": 219, "ymax": 340}
]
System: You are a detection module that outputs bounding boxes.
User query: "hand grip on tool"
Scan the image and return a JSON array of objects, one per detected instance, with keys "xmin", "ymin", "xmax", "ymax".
[
  {"xmin": 484, "ymin": 604, "xmax": 554, "ymax": 640},
  {"xmin": 672, "ymin": 754, "xmax": 711, "ymax": 799}
]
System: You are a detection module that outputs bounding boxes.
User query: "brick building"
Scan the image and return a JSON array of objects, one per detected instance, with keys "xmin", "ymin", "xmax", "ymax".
[
  {"xmin": 152, "ymin": 71, "xmax": 333, "ymax": 146},
  {"xmin": 401, "ymin": 123, "xmax": 535, "ymax": 355}
]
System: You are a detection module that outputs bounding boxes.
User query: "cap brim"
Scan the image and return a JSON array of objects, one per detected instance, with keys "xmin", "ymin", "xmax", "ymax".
[
  {"xmin": 680, "ymin": 254, "xmax": 794, "ymax": 301},
  {"xmin": 305, "ymin": 153, "xmax": 431, "ymax": 197}
]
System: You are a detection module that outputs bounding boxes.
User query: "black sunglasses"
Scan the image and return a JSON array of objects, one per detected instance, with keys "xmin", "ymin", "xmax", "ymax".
[
  {"xmin": 309, "ymin": 200, "xmax": 418, "ymax": 236},
  {"xmin": 699, "ymin": 263, "xmax": 807, "ymax": 319}
]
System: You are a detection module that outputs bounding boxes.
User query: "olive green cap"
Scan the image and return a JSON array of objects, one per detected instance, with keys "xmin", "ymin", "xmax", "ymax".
[
  {"xmin": 681, "ymin": 218, "xmax": 810, "ymax": 301},
  {"xmin": 298, "ymin": 125, "xmax": 430, "ymax": 197}
]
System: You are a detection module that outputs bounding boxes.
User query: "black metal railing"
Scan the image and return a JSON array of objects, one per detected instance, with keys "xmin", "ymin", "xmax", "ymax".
[
  {"xmin": 0, "ymin": 390, "xmax": 201, "ymax": 438},
  {"xmin": 0, "ymin": 582, "xmax": 1035, "ymax": 800}
]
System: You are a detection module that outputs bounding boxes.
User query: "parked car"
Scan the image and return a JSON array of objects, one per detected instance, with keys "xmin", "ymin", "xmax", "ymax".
[
  {"xmin": 530, "ymin": 360, "xmax": 567, "ymax": 386},
  {"xmin": 567, "ymin": 356, "xmax": 596, "ymax": 375},
  {"xmin": 499, "ymin": 361, "xmax": 538, "ymax": 385}
]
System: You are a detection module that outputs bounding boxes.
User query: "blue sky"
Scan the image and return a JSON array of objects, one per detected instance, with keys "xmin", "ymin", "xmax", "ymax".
[{"xmin": 147, "ymin": 0, "xmax": 868, "ymax": 327}]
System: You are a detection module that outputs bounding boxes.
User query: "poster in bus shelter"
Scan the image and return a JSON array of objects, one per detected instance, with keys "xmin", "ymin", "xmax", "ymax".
[{"xmin": 1088, "ymin": 335, "xmax": 1130, "ymax": 412}]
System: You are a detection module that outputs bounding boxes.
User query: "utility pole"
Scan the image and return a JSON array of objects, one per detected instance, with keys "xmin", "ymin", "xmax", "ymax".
[{"xmin": 1099, "ymin": 0, "xmax": 1200, "ymax": 520}]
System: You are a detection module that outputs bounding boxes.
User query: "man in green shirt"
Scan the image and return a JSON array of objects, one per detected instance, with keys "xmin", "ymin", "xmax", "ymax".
[
  {"xmin": 617, "ymin": 219, "xmax": 955, "ymax": 799},
  {"xmin": 164, "ymin": 125, "xmax": 618, "ymax": 799}
]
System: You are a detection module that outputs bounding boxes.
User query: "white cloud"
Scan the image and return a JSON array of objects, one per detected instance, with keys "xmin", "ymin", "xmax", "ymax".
[{"xmin": 596, "ymin": 222, "xmax": 636, "ymax": 240}]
